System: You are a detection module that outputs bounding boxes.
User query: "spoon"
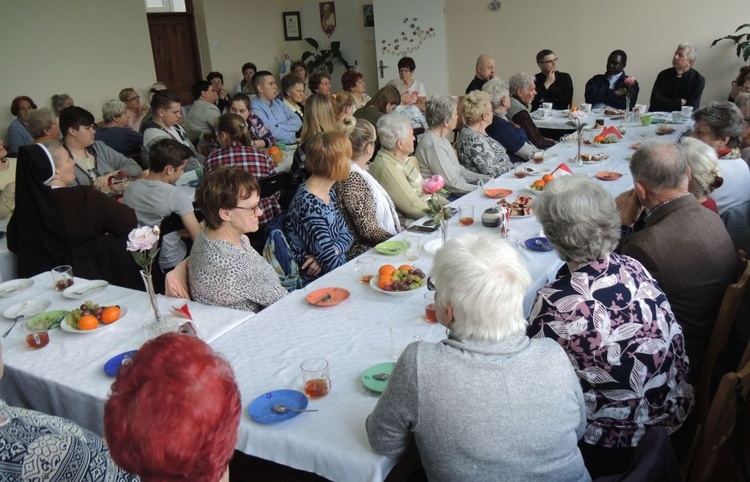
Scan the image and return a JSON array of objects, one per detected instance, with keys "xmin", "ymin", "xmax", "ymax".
[
  {"xmin": 534, "ymin": 240, "xmax": 552, "ymax": 251},
  {"xmin": 372, "ymin": 373, "xmax": 390, "ymax": 381},
  {"xmin": 271, "ymin": 404, "xmax": 319, "ymax": 414},
  {"xmin": 3, "ymin": 314, "xmax": 25, "ymax": 338},
  {"xmin": 312, "ymin": 293, "xmax": 332, "ymax": 306}
]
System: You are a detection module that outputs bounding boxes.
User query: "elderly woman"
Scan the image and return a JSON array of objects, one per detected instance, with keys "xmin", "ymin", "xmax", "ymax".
[
  {"xmin": 527, "ymin": 175, "xmax": 693, "ymax": 478},
  {"xmin": 370, "ymin": 114, "xmax": 443, "ymax": 225},
  {"xmin": 8, "ymin": 141, "xmax": 141, "ymax": 287},
  {"xmin": 280, "ymin": 74, "xmax": 305, "ymax": 125},
  {"xmin": 482, "ymin": 78, "xmax": 536, "ymax": 163},
  {"xmin": 455, "ymin": 91, "xmax": 514, "ymax": 177},
  {"xmin": 61, "ymin": 106, "xmax": 143, "ymax": 188},
  {"xmin": 51, "ymin": 94, "xmax": 74, "ymax": 116},
  {"xmin": 291, "ymin": 60, "xmax": 310, "ymax": 97},
  {"xmin": 26, "ymin": 108, "xmax": 61, "ymax": 142},
  {"xmin": 507, "ymin": 72, "xmax": 556, "ymax": 149},
  {"xmin": 729, "ymin": 65, "xmax": 750, "ymax": 102},
  {"xmin": 331, "ymin": 91, "xmax": 356, "ymax": 121},
  {"xmin": 7, "ymin": 95, "xmax": 36, "ymax": 156},
  {"xmin": 335, "ymin": 117, "xmax": 400, "ymax": 259},
  {"xmin": 94, "ymin": 100, "xmax": 143, "ymax": 157},
  {"xmin": 690, "ymin": 101, "xmax": 750, "ymax": 214},
  {"xmin": 290, "ymin": 94, "xmax": 337, "ymax": 186},
  {"xmin": 309, "ymin": 71, "xmax": 332, "ymax": 97},
  {"xmin": 342, "ymin": 70, "xmax": 370, "ymax": 109},
  {"xmin": 189, "ymin": 167, "xmax": 287, "ymax": 311},
  {"xmin": 105, "ymin": 333, "xmax": 241, "ymax": 482},
  {"xmin": 286, "ymin": 131, "xmax": 353, "ymax": 285},
  {"xmin": 392, "ymin": 56, "xmax": 426, "ymax": 111},
  {"xmin": 367, "ymin": 235, "xmax": 589, "ymax": 481},
  {"xmin": 416, "ymin": 95, "xmax": 490, "ymax": 197},
  {"xmin": 680, "ymin": 137, "xmax": 723, "ymax": 212},
  {"xmin": 354, "ymin": 85, "xmax": 400, "ymax": 129},
  {"xmin": 118, "ymin": 87, "xmax": 150, "ymax": 132},
  {"xmin": 735, "ymin": 92, "xmax": 750, "ymax": 161}
]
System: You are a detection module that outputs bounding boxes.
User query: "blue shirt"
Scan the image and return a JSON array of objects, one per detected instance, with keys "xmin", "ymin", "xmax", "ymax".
[
  {"xmin": 250, "ymin": 97, "xmax": 302, "ymax": 144},
  {"xmin": 7, "ymin": 118, "xmax": 33, "ymax": 156}
]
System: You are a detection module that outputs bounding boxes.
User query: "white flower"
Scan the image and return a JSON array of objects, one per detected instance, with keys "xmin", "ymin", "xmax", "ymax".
[{"xmin": 127, "ymin": 226, "xmax": 160, "ymax": 252}]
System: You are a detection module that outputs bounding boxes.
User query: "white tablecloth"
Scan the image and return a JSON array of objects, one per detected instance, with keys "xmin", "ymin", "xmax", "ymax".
[{"xmin": 0, "ymin": 272, "xmax": 254, "ymax": 435}]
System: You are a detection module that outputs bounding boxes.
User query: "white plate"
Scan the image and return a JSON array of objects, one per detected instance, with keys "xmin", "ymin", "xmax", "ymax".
[
  {"xmin": 60, "ymin": 306, "xmax": 128, "ymax": 334},
  {"xmin": 369, "ymin": 275, "xmax": 426, "ymax": 296},
  {"xmin": 3, "ymin": 299, "xmax": 52, "ymax": 320},
  {"xmin": 526, "ymin": 183, "xmax": 545, "ymax": 193},
  {"xmin": 422, "ymin": 238, "xmax": 444, "ymax": 255},
  {"xmin": 0, "ymin": 279, "xmax": 34, "ymax": 298},
  {"xmin": 62, "ymin": 280, "xmax": 109, "ymax": 299}
]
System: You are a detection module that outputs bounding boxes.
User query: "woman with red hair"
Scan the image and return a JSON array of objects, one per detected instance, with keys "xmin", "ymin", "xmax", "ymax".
[
  {"xmin": 104, "ymin": 333, "xmax": 242, "ymax": 482},
  {"xmin": 7, "ymin": 95, "xmax": 36, "ymax": 156},
  {"xmin": 342, "ymin": 71, "xmax": 370, "ymax": 109}
]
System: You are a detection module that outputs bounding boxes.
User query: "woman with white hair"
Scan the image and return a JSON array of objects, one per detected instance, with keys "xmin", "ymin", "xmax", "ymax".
[
  {"xmin": 507, "ymin": 72, "xmax": 556, "ymax": 149},
  {"xmin": 681, "ymin": 137, "xmax": 722, "ymax": 212},
  {"xmin": 26, "ymin": 108, "xmax": 60, "ymax": 142},
  {"xmin": 95, "ymin": 100, "xmax": 143, "ymax": 157},
  {"xmin": 455, "ymin": 91, "xmax": 514, "ymax": 177},
  {"xmin": 527, "ymin": 175, "xmax": 693, "ymax": 478},
  {"xmin": 369, "ymin": 114, "xmax": 446, "ymax": 225},
  {"xmin": 367, "ymin": 235, "xmax": 590, "ymax": 482},
  {"xmin": 416, "ymin": 95, "xmax": 490, "ymax": 197},
  {"xmin": 483, "ymin": 78, "xmax": 536, "ymax": 163},
  {"xmin": 690, "ymin": 101, "xmax": 750, "ymax": 214}
]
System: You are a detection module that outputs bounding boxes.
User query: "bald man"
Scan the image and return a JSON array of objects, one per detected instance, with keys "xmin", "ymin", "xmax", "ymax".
[{"xmin": 465, "ymin": 55, "xmax": 496, "ymax": 94}]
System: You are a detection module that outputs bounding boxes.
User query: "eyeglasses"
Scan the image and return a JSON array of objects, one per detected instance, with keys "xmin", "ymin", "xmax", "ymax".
[
  {"xmin": 398, "ymin": 68, "xmax": 412, "ymax": 73},
  {"xmin": 233, "ymin": 204, "xmax": 260, "ymax": 215},
  {"xmin": 427, "ymin": 277, "xmax": 435, "ymax": 291},
  {"xmin": 540, "ymin": 58, "xmax": 558, "ymax": 64}
]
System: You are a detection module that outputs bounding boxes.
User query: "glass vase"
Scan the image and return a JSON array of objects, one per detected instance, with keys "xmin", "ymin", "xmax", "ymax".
[
  {"xmin": 625, "ymin": 96, "xmax": 632, "ymax": 122},
  {"xmin": 575, "ymin": 133, "xmax": 583, "ymax": 168},
  {"xmin": 141, "ymin": 270, "xmax": 173, "ymax": 339}
]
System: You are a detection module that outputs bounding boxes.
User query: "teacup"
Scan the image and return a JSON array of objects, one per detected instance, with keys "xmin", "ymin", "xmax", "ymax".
[
  {"xmin": 580, "ymin": 103, "xmax": 592, "ymax": 113},
  {"xmin": 671, "ymin": 111, "xmax": 684, "ymax": 123}
]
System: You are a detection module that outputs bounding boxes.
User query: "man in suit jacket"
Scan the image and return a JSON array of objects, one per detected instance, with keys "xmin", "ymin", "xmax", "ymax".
[
  {"xmin": 616, "ymin": 141, "xmax": 737, "ymax": 372},
  {"xmin": 650, "ymin": 43, "xmax": 705, "ymax": 113},
  {"xmin": 585, "ymin": 50, "xmax": 638, "ymax": 111}
]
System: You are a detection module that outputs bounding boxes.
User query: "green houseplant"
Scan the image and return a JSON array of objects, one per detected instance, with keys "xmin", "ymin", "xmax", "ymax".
[
  {"xmin": 301, "ymin": 38, "xmax": 350, "ymax": 74},
  {"xmin": 711, "ymin": 24, "xmax": 750, "ymax": 61}
]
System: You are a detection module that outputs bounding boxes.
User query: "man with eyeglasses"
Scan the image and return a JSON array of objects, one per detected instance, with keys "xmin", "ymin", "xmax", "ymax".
[
  {"xmin": 185, "ymin": 80, "xmax": 221, "ymax": 151},
  {"xmin": 532, "ymin": 49, "xmax": 573, "ymax": 110},
  {"xmin": 650, "ymin": 42, "xmax": 705, "ymax": 113}
]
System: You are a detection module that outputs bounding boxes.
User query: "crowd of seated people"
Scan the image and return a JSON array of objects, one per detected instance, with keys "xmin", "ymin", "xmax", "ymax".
[{"xmin": 3, "ymin": 50, "xmax": 750, "ymax": 481}]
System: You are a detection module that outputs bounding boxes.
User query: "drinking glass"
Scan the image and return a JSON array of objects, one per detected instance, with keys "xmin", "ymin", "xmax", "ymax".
[
  {"xmin": 458, "ymin": 205, "xmax": 474, "ymax": 226},
  {"xmin": 402, "ymin": 235, "xmax": 421, "ymax": 261},
  {"xmin": 24, "ymin": 320, "xmax": 49, "ymax": 350},
  {"xmin": 424, "ymin": 292, "xmax": 437, "ymax": 323},
  {"xmin": 356, "ymin": 256, "xmax": 376, "ymax": 283},
  {"xmin": 300, "ymin": 358, "xmax": 331, "ymax": 399},
  {"xmin": 51, "ymin": 265, "xmax": 74, "ymax": 291}
]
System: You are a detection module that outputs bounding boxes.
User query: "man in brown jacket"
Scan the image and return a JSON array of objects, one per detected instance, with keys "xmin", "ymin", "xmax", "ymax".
[{"xmin": 616, "ymin": 141, "xmax": 736, "ymax": 372}]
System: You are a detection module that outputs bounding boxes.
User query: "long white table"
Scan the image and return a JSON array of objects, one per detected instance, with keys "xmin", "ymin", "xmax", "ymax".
[{"xmin": 0, "ymin": 121, "xmax": 682, "ymax": 481}]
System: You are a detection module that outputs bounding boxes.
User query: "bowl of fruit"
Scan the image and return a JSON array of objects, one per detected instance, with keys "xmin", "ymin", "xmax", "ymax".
[
  {"xmin": 61, "ymin": 301, "xmax": 126, "ymax": 334},
  {"xmin": 370, "ymin": 264, "xmax": 427, "ymax": 296},
  {"xmin": 528, "ymin": 174, "xmax": 555, "ymax": 192}
]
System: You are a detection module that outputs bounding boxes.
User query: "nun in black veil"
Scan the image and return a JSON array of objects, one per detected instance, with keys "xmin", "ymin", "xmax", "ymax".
[{"xmin": 7, "ymin": 141, "xmax": 142, "ymax": 289}]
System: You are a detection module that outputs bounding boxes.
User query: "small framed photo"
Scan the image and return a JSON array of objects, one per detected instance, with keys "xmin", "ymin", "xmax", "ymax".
[{"xmin": 283, "ymin": 11, "xmax": 302, "ymax": 41}]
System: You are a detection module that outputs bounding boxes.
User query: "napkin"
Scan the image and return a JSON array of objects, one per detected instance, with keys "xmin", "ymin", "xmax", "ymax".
[{"xmin": 552, "ymin": 163, "xmax": 574, "ymax": 176}]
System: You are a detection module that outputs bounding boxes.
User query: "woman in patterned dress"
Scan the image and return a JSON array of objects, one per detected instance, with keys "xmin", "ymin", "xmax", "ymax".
[
  {"xmin": 527, "ymin": 175, "xmax": 694, "ymax": 478},
  {"xmin": 285, "ymin": 131, "xmax": 353, "ymax": 285},
  {"xmin": 455, "ymin": 90, "xmax": 514, "ymax": 177},
  {"xmin": 334, "ymin": 117, "xmax": 401, "ymax": 259}
]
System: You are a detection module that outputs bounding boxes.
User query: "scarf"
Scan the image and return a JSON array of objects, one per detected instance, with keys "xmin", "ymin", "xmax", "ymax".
[{"xmin": 350, "ymin": 162, "xmax": 401, "ymax": 234}]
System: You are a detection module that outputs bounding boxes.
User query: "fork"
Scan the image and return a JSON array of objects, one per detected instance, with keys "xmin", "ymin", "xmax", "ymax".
[{"xmin": 312, "ymin": 294, "xmax": 332, "ymax": 306}]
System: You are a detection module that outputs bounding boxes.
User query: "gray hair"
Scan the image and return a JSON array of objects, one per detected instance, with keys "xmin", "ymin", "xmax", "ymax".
[
  {"xmin": 734, "ymin": 92, "xmax": 750, "ymax": 118},
  {"xmin": 693, "ymin": 101, "xmax": 744, "ymax": 148},
  {"xmin": 102, "ymin": 100, "xmax": 127, "ymax": 123},
  {"xmin": 482, "ymin": 78, "xmax": 509, "ymax": 110},
  {"xmin": 534, "ymin": 176, "xmax": 620, "ymax": 263},
  {"xmin": 630, "ymin": 141, "xmax": 688, "ymax": 191},
  {"xmin": 681, "ymin": 137, "xmax": 721, "ymax": 197},
  {"xmin": 425, "ymin": 95, "xmax": 457, "ymax": 128},
  {"xmin": 432, "ymin": 235, "xmax": 530, "ymax": 342},
  {"xmin": 677, "ymin": 42, "xmax": 697, "ymax": 61},
  {"xmin": 376, "ymin": 114, "xmax": 412, "ymax": 151},
  {"xmin": 460, "ymin": 91, "xmax": 491, "ymax": 125},
  {"xmin": 509, "ymin": 72, "xmax": 535, "ymax": 96},
  {"xmin": 26, "ymin": 108, "xmax": 57, "ymax": 138}
]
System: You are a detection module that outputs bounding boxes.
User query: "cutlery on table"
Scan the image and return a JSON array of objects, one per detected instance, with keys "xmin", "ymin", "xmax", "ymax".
[
  {"xmin": 272, "ymin": 404, "xmax": 319, "ymax": 414},
  {"xmin": 4, "ymin": 314, "xmax": 25, "ymax": 338},
  {"xmin": 312, "ymin": 293, "xmax": 332, "ymax": 306}
]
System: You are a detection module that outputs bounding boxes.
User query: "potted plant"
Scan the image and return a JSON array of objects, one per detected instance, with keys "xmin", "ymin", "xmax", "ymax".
[
  {"xmin": 301, "ymin": 38, "xmax": 351, "ymax": 74},
  {"xmin": 711, "ymin": 23, "xmax": 750, "ymax": 61}
]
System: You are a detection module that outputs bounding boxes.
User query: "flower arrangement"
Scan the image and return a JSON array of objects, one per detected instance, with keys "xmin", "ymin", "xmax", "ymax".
[
  {"xmin": 566, "ymin": 111, "xmax": 587, "ymax": 167},
  {"xmin": 618, "ymin": 76, "xmax": 638, "ymax": 107},
  {"xmin": 127, "ymin": 226, "xmax": 160, "ymax": 275},
  {"xmin": 422, "ymin": 175, "xmax": 451, "ymax": 226}
]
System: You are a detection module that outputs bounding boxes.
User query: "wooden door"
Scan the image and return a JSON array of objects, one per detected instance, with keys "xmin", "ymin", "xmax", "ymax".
[{"xmin": 147, "ymin": 11, "xmax": 201, "ymax": 106}]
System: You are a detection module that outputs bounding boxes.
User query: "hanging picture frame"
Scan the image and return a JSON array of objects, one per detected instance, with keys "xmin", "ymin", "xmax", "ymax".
[{"xmin": 283, "ymin": 11, "xmax": 302, "ymax": 41}]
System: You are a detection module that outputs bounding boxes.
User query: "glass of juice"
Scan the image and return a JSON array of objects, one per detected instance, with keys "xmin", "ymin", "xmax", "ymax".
[
  {"xmin": 51, "ymin": 265, "xmax": 74, "ymax": 291},
  {"xmin": 300, "ymin": 358, "xmax": 331, "ymax": 399},
  {"xmin": 24, "ymin": 320, "xmax": 49, "ymax": 350},
  {"xmin": 356, "ymin": 256, "xmax": 376, "ymax": 283},
  {"xmin": 459, "ymin": 205, "xmax": 474, "ymax": 226},
  {"xmin": 424, "ymin": 292, "xmax": 437, "ymax": 323}
]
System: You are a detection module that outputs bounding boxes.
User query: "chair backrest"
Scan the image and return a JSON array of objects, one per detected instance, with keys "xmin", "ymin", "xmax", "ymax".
[
  {"xmin": 595, "ymin": 427, "xmax": 681, "ymax": 482},
  {"xmin": 260, "ymin": 171, "xmax": 294, "ymax": 210},
  {"xmin": 684, "ymin": 357, "xmax": 750, "ymax": 482},
  {"xmin": 695, "ymin": 250, "xmax": 750, "ymax": 423}
]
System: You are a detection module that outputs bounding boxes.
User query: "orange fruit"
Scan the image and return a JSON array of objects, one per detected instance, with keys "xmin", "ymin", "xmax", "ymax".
[
  {"xmin": 100, "ymin": 306, "xmax": 121, "ymax": 324},
  {"xmin": 542, "ymin": 174, "xmax": 555, "ymax": 183},
  {"xmin": 378, "ymin": 265, "xmax": 396, "ymax": 276},
  {"xmin": 594, "ymin": 135, "xmax": 605, "ymax": 143},
  {"xmin": 398, "ymin": 265, "xmax": 412, "ymax": 272},
  {"xmin": 532, "ymin": 180, "xmax": 546, "ymax": 189},
  {"xmin": 570, "ymin": 106, "xmax": 578, "ymax": 112},
  {"xmin": 378, "ymin": 276, "xmax": 392, "ymax": 290},
  {"xmin": 268, "ymin": 145, "xmax": 281, "ymax": 153},
  {"xmin": 78, "ymin": 315, "xmax": 99, "ymax": 330}
]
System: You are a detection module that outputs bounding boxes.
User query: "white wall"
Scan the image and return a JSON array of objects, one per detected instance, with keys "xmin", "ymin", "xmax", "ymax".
[{"xmin": 0, "ymin": 0, "xmax": 155, "ymax": 134}]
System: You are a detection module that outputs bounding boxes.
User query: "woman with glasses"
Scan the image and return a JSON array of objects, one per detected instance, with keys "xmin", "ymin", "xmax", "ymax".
[
  {"xmin": 392, "ymin": 57, "xmax": 426, "ymax": 111},
  {"xmin": 119, "ymin": 87, "xmax": 150, "ymax": 132},
  {"xmin": 285, "ymin": 131, "xmax": 353, "ymax": 285},
  {"xmin": 334, "ymin": 117, "xmax": 400, "ymax": 259},
  {"xmin": 189, "ymin": 167, "xmax": 287, "ymax": 312}
]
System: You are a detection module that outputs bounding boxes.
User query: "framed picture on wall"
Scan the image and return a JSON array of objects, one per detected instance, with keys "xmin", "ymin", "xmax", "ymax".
[{"xmin": 283, "ymin": 11, "xmax": 302, "ymax": 41}]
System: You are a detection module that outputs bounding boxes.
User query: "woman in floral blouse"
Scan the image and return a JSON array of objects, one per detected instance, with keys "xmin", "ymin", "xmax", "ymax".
[
  {"xmin": 527, "ymin": 175, "xmax": 694, "ymax": 479},
  {"xmin": 455, "ymin": 91, "xmax": 514, "ymax": 177}
]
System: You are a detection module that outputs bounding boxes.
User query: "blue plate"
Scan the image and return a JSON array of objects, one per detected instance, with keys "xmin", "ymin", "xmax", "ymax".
[
  {"xmin": 525, "ymin": 237, "xmax": 553, "ymax": 252},
  {"xmin": 187, "ymin": 179, "xmax": 200, "ymax": 187},
  {"xmin": 103, "ymin": 350, "xmax": 138, "ymax": 377},
  {"xmin": 248, "ymin": 389, "xmax": 309, "ymax": 424}
]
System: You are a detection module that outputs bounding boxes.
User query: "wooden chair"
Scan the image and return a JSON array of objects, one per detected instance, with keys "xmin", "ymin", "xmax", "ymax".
[
  {"xmin": 681, "ymin": 355, "xmax": 750, "ymax": 481},
  {"xmin": 260, "ymin": 171, "xmax": 293, "ymax": 210},
  {"xmin": 695, "ymin": 250, "xmax": 750, "ymax": 424}
]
